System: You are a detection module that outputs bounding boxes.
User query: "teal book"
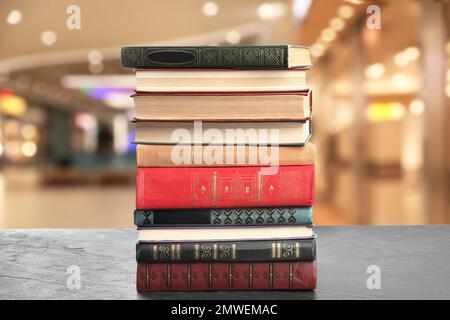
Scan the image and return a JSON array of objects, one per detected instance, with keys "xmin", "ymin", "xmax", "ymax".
[{"xmin": 134, "ymin": 207, "xmax": 313, "ymax": 228}]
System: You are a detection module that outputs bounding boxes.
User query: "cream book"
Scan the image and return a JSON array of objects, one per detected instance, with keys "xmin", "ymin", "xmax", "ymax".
[
  {"xmin": 135, "ymin": 69, "xmax": 307, "ymax": 92},
  {"xmin": 136, "ymin": 142, "xmax": 316, "ymax": 167},
  {"xmin": 133, "ymin": 120, "xmax": 311, "ymax": 146},
  {"xmin": 132, "ymin": 90, "xmax": 311, "ymax": 121},
  {"xmin": 138, "ymin": 226, "xmax": 315, "ymax": 243}
]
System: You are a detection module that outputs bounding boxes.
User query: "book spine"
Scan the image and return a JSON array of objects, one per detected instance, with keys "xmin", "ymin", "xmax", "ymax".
[
  {"xmin": 122, "ymin": 46, "xmax": 289, "ymax": 69},
  {"xmin": 136, "ymin": 261, "xmax": 317, "ymax": 291},
  {"xmin": 136, "ymin": 165, "xmax": 315, "ymax": 209},
  {"xmin": 136, "ymin": 239, "xmax": 316, "ymax": 263},
  {"xmin": 134, "ymin": 207, "xmax": 313, "ymax": 227},
  {"xmin": 136, "ymin": 143, "xmax": 316, "ymax": 167}
]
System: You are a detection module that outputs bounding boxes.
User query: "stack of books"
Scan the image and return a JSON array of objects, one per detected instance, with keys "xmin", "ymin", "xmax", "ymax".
[{"xmin": 121, "ymin": 45, "xmax": 317, "ymax": 291}]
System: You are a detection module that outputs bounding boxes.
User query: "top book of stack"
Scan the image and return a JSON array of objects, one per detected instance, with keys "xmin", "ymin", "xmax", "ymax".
[{"xmin": 121, "ymin": 45, "xmax": 312, "ymax": 70}]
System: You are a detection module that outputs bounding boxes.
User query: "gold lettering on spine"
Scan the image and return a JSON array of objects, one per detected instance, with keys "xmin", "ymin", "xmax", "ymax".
[
  {"xmin": 258, "ymin": 171, "xmax": 261, "ymax": 201},
  {"xmin": 167, "ymin": 263, "xmax": 171, "ymax": 289},
  {"xmin": 213, "ymin": 244, "xmax": 217, "ymax": 260},
  {"xmin": 269, "ymin": 262, "xmax": 273, "ymax": 289},
  {"xmin": 171, "ymin": 244, "xmax": 175, "ymax": 260},
  {"xmin": 209, "ymin": 263, "xmax": 212, "ymax": 289},
  {"xmin": 187, "ymin": 264, "xmax": 192, "ymax": 289},
  {"xmin": 152, "ymin": 245, "xmax": 157, "ymax": 260},
  {"xmin": 232, "ymin": 244, "xmax": 236, "ymax": 259},
  {"xmin": 295, "ymin": 242, "xmax": 300, "ymax": 258},
  {"xmin": 195, "ymin": 244, "xmax": 199, "ymax": 260},
  {"xmin": 249, "ymin": 263, "xmax": 253, "ymax": 289},
  {"xmin": 277, "ymin": 243, "xmax": 281, "ymax": 258},
  {"xmin": 176, "ymin": 245, "xmax": 181, "ymax": 260},
  {"xmin": 289, "ymin": 262, "xmax": 293, "ymax": 288},
  {"xmin": 272, "ymin": 243, "xmax": 276, "ymax": 258},
  {"xmin": 228, "ymin": 263, "xmax": 232, "ymax": 288}
]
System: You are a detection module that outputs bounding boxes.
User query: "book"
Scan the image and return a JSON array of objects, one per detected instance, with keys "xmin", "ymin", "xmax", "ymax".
[
  {"xmin": 121, "ymin": 45, "xmax": 311, "ymax": 69},
  {"xmin": 137, "ymin": 238, "xmax": 316, "ymax": 263},
  {"xmin": 139, "ymin": 225, "xmax": 314, "ymax": 242},
  {"xmin": 134, "ymin": 207, "xmax": 313, "ymax": 228},
  {"xmin": 136, "ymin": 165, "xmax": 315, "ymax": 209},
  {"xmin": 136, "ymin": 142, "xmax": 316, "ymax": 167},
  {"xmin": 133, "ymin": 120, "xmax": 311, "ymax": 146},
  {"xmin": 134, "ymin": 69, "xmax": 307, "ymax": 92},
  {"xmin": 132, "ymin": 90, "xmax": 312, "ymax": 121},
  {"xmin": 136, "ymin": 261, "xmax": 317, "ymax": 291}
]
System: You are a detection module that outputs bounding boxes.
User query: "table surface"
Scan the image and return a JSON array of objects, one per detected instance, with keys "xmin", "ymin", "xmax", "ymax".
[{"xmin": 1, "ymin": 226, "xmax": 449, "ymax": 300}]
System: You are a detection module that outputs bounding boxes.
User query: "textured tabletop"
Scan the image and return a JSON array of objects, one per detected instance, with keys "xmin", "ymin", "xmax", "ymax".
[{"xmin": 0, "ymin": 226, "xmax": 449, "ymax": 299}]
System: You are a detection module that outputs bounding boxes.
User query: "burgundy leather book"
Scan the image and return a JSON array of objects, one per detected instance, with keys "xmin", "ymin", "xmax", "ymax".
[
  {"xmin": 136, "ymin": 261, "xmax": 316, "ymax": 291},
  {"xmin": 136, "ymin": 165, "xmax": 315, "ymax": 209}
]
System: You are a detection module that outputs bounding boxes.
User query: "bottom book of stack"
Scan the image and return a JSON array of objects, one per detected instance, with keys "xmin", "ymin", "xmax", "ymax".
[{"xmin": 136, "ymin": 225, "xmax": 316, "ymax": 291}]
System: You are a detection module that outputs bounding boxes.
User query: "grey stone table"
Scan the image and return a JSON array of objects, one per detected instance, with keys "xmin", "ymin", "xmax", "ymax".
[{"xmin": 1, "ymin": 226, "xmax": 449, "ymax": 300}]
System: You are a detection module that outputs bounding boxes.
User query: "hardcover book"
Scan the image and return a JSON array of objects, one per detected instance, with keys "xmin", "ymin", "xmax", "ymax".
[
  {"xmin": 136, "ymin": 261, "xmax": 317, "ymax": 291},
  {"xmin": 132, "ymin": 90, "xmax": 312, "ymax": 121},
  {"xmin": 134, "ymin": 69, "xmax": 307, "ymax": 92},
  {"xmin": 136, "ymin": 142, "xmax": 316, "ymax": 167},
  {"xmin": 136, "ymin": 238, "xmax": 316, "ymax": 263},
  {"xmin": 134, "ymin": 207, "xmax": 313, "ymax": 228},
  {"xmin": 133, "ymin": 120, "xmax": 312, "ymax": 146},
  {"xmin": 121, "ymin": 45, "xmax": 311, "ymax": 69},
  {"xmin": 136, "ymin": 165, "xmax": 315, "ymax": 209}
]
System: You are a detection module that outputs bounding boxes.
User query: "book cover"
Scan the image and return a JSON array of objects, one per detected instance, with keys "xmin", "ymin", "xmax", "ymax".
[
  {"xmin": 136, "ymin": 142, "xmax": 316, "ymax": 167},
  {"xmin": 134, "ymin": 207, "xmax": 313, "ymax": 227},
  {"xmin": 136, "ymin": 261, "xmax": 317, "ymax": 291},
  {"xmin": 122, "ymin": 45, "xmax": 311, "ymax": 69},
  {"xmin": 136, "ymin": 165, "xmax": 315, "ymax": 209},
  {"xmin": 136, "ymin": 238, "xmax": 315, "ymax": 263}
]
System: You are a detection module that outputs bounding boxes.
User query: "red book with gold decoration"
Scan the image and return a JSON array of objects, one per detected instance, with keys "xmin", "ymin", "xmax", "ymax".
[
  {"xmin": 136, "ymin": 165, "xmax": 315, "ymax": 209},
  {"xmin": 136, "ymin": 261, "xmax": 317, "ymax": 291}
]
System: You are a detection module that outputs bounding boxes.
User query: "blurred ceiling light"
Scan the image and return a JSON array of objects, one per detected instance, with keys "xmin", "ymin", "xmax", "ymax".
[
  {"xmin": 330, "ymin": 17, "xmax": 345, "ymax": 31},
  {"xmin": 21, "ymin": 124, "xmax": 37, "ymax": 140},
  {"xmin": 258, "ymin": 2, "xmax": 286, "ymax": 20},
  {"xmin": 89, "ymin": 62, "xmax": 104, "ymax": 74},
  {"xmin": 61, "ymin": 75, "xmax": 135, "ymax": 89},
  {"xmin": 337, "ymin": 5, "xmax": 354, "ymax": 19},
  {"xmin": 226, "ymin": 30, "xmax": 241, "ymax": 44},
  {"xmin": 41, "ymin": 30, "xmax": 57, "ymax": 46},
  {"xmin": 409, "ymin": 99, "xmax": 425, "ymax": 115},
  {"xmin": 391, "ymin": 73, "xmax": 409, "ymax": 88},
  {"xmin": 310, "ymin": 43, "xmax": 325, "ymax": 58},
  {"xmin": 364, "ymin": 63, "xmax": 385, "ymax": 79},
  {"xmin": 6, "ymin": 10, "xmax": 22, "ymax": 25},
  {"xmin": 0, "ymin": 94, "xmax": 27, "ymax": 116},
  {"xmin": 321, "ymin": 28, "xmax": 336, "ymax": 42},
  {"xmin": 367, "ymin": 102, "xmax": 405, "ymax": 122},
  {"xmin": 202, "ymin": 2, "xmax": 219, "ymax": 17},
  {"xmin": 105, "ymin": 92, "xmax": 133, "ymax": 109},
  {"xmin": 394, "ymin": 52, "xmax": 409, "ymax": 67},
  {"xmin": 292, "ymin": 0, "xmax": 312, "ymax": 22},
  {"xmin": 88, "ymin": 50, "xmax": 103, "ymax": 65},
  {"xmin": 344, "ymin": 0, "xmax": 364, "ymax": 4},
  {"xmin": 404, "ymin": 46, "xmax": 420, "ymax": 61},
  {"xmin": 21, "ymin": 141, "xmax": 37, "ymax": 158}
]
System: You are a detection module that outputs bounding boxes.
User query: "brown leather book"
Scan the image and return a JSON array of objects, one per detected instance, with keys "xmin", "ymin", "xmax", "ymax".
[{"xmin": 136, "ymin": 142, "xmax": 316, "ymax": 167}]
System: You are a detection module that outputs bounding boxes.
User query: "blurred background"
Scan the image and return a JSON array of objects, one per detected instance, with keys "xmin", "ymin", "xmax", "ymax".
[{"xmin": 0, "ymin": 0, "xmax": 449, "ymax": 228}]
